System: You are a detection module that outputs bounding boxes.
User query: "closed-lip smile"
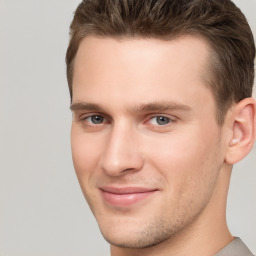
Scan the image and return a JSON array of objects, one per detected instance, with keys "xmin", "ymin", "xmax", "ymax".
[{"xmin": 99, "ymin": 186, "xmax": 158, "ymax": 207}]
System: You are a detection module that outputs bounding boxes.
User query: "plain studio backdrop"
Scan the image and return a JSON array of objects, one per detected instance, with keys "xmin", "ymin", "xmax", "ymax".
[{"xmin": 0, "ymin": 0, "xmax": 255, "ymax": 255}]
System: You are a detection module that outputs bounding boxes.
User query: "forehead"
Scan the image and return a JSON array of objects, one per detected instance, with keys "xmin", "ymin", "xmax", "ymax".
[
  {"xmin": 72, "ymin": 35, "xmax": 214, "ymax": 114},
  {"xmin": 73, "ymin": 35, "xmax": 210, "ymax": 81}
]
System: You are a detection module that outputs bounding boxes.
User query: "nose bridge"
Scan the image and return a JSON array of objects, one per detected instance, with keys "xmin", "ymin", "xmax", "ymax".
[{"xmin": 100, "ymin": 120, "xmax": 143, "ymax": 176}]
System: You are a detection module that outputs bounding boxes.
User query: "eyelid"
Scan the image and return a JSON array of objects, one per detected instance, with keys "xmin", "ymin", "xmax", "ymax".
[
  {"xmin": 78, "ymin": 112, "xmax": 110, "ymax": 121},
  {"xmin": 83, "ymin": 115, "xmax": 105, "ymax": 124},
  {"xmin": 143, "ymin": 114, "xmax": 178, "ymax": 132},
  {"xmin": 146, "ymin": 113, "xmax": 177, "ymax": 122},
  {"xmin": 149, "ymin": 116, "xmax": 170, "ymax": 125},
  {"xmin": 78, "ymin": 113, "xmax": 111, "ymax": 131},
  {"xmin": 75, "ymin": 111, "xmax": 177, "ymax": 128}
]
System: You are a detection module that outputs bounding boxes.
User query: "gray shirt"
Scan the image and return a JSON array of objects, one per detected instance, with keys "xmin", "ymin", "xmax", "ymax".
[{"xmin": 215, "ymin": 237, "xmax": 254, "ymax": 256}]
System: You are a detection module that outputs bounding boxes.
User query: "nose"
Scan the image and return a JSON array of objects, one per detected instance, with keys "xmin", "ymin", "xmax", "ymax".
[{"xmin": 100, "ymin": 123, "xmax": 144, "ymax": 176}]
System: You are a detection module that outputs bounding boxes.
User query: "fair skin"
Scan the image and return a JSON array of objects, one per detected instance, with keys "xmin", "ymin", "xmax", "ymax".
[{"xmin": 70, "ymin": 35, "xmax": 255, "ymax": 256}]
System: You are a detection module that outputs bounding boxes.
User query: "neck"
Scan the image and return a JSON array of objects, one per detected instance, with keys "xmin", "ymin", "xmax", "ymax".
[{"xmin": 111, "ymin": 165, "xmax": 234, "ymax": 256}]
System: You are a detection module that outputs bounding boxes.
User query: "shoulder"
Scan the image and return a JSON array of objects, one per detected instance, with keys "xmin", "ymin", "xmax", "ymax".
[{"xmin": 215, "ymin": 237, "xmax": 254, "ymax": 256}]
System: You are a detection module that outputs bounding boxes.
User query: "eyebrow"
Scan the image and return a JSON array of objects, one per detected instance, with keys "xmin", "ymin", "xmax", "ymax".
[
  {"xmin": 70, "ymin": 101, "xmax": 191, "ymax": 113},
  {"xmin": 130, "ymin": 102, "xmax": 191, "ymax": 112},
  {"xmin": 70, "ymin": 102, "xmax": 103, "ymax": 112}
]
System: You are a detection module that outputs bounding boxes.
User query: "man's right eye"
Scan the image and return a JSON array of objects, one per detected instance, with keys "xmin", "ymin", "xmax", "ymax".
[{"xmin": 84, "ymin": 115, "xmax": 105, "ymax": 124}]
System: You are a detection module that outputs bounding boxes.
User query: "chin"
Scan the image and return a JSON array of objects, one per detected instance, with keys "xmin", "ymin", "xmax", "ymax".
[
  {"xmin": 101, "ymin": 232, "xmax": 165, "ymax": 249},
  {"xmin": 97, "ymin": 215, "xmax": 179, "ymax": 249}
]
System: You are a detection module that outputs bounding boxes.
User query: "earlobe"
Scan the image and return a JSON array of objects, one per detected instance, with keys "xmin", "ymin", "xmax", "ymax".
[{"xmin": 225, "ymin": 98, "xmax": 256, "ymax": 164}]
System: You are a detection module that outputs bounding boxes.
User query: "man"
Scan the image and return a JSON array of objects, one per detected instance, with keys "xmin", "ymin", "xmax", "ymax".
[{"xmin": 66, "ymin": 0, "xmax": 255, "ymax": 255}]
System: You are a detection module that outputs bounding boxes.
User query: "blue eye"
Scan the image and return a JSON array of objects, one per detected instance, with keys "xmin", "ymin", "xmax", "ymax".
[
  {"xmin": 150, "ymin": 116, "xmax": 171, "ymax": 125},
  {"xmin": 88, "ymin": 115, "xmax": 105, "ymax": 124}
]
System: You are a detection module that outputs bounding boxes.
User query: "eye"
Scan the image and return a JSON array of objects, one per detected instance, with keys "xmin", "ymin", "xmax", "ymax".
[
  {"xmin": 149, "ymin": 116, "xmax": 171, "ymax": 125},
  {"xmin": 85, "ymin": 115, "xmax": 105, "ymax": 124}
]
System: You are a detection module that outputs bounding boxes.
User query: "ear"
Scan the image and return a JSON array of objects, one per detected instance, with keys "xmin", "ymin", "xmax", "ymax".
[
  {"xmin": 225, "ymin": 97, "xmax": 256, "ymax": 164},
  {"xmin": 254, "ymin": 98, "xmax": 256, "ymax": 140}
]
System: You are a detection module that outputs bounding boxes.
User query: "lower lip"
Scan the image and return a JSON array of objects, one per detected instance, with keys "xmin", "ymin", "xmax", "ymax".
[{"xmin": 100, "ymin": 190, "xmax": 157, "ymax": 207}]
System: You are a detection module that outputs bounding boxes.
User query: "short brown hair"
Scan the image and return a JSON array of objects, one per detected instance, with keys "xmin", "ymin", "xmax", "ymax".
[{"xmin": 66, "ymin": 0, "xmax": 255, "ymax": 124}]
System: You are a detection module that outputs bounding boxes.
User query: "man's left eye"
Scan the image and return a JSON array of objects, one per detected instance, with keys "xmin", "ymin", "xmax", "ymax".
[{"xmin": 149, "ymin": 116, "xmax": 171, "ymax": 125}]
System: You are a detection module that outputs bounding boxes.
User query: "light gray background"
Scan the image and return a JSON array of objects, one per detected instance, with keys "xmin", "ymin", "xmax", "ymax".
[{"xmin": 0, "ymin": 0, "xmax": 255, "ymax": 255}]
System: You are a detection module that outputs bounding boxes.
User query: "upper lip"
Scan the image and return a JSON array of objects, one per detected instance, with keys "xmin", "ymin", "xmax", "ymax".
[{"xmin": 99, "ymin": 186, "xmax": 158, "ymax": 195}]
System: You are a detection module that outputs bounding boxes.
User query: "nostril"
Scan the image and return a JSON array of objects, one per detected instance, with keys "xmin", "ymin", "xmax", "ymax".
[{"xmin": 100, "ymin": 153, "xmax": 144, "ymax": 177}]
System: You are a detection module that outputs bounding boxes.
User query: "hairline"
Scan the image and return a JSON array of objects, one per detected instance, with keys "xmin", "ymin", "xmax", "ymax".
[{"xmin": 69, "ymin": 32, "xmax": 232, "ymax": 125}]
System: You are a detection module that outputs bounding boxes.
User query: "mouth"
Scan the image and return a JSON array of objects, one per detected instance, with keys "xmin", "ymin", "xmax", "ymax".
[{"xmin": 99, "ymin": 186, "xmax": 158, "ymax": 207}]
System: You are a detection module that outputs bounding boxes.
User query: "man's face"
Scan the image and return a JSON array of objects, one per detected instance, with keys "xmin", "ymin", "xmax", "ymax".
[{"xmin": 71, "ymin": 36, "xmax": 227, "ymax": 248}]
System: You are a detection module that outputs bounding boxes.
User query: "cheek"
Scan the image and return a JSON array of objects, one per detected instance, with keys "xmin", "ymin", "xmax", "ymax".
[
  {"xmin": 71, "ymin": 126, "xmax": 102, "ymax": 179},
  {"xmin": 145, "ymin": 128, "xmax": 220, "ymax": 190},
  {"xmin": 146, "ymin": 132, "xmax": 204, "ymax": 168},
  {"xmin": 145, "ymin": 132, "xmax": 221, "ymax": 221},
  {"xmin": 71, "ymin": 127, "xmax": 105, "ymax": 209}
]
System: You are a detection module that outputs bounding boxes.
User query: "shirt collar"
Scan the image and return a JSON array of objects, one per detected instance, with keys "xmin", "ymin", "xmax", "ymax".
[{"xmin": 215, "ymin": 237, "xmax": 254, "ymax": 256}]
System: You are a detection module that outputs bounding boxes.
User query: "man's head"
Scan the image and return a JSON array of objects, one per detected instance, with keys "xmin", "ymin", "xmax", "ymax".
[
  {"xmin": 67, "ymin": 0, "xmax": 255, "ymax": 254},
  {"xmin": 66, "ymin": 0, "xmax": 255, "ymax": 124}
]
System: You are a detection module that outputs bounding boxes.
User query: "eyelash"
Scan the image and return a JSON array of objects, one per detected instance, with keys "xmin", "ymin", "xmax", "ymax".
[
  {"xmin": 80, "ymin": 114, "xmax": 109, "ymax": 127},
  {"xmin": 79, "ymin": 113, "xmax": 176, "ymax": 130},
  {"xmin": 147, "ymin": 116, "xmax": 172, "ymax": 126},
  {"xmin": 83, "ymin": 115, "xmax": 107, "ymax": 124}
]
